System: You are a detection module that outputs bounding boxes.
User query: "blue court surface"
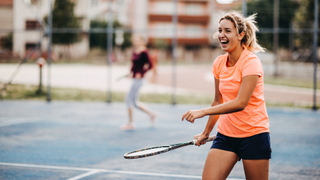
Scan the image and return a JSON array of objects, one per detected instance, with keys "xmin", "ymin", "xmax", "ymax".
[{"xmin": 0, "ymin": 100, "xmax": 319, "ymax": 180}]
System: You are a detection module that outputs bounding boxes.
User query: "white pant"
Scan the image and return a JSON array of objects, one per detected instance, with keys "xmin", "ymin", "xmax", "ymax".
[{"xmin": 126, "ymin": 78, "xmax": 144, "ymax": 108}]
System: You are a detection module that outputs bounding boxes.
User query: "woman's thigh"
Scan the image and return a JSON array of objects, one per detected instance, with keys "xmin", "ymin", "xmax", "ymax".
[
  {"xmin": 203, "ymin": 148, "xmax": 239, "ymax": 180},
  {"xmin": 243, "ymin": 159, "xmax": 269, "ymax": 180}
]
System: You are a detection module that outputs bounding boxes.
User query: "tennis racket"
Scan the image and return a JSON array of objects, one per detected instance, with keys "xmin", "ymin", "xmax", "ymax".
[
  {"xmin": 124, "ymin": 135, "xmax": 216, "ymax": 159},
  {"xmin": 116, "ymin": 74, "xmax": 129, "ymax": 81}
]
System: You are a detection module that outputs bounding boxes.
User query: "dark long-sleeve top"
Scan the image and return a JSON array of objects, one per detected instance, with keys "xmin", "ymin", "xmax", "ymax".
[{"xmin": 130, "ymin": 50, "xmax": 153, "ymax": 78}]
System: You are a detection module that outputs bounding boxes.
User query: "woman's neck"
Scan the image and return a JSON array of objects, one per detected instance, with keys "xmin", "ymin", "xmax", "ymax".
[
  {"xmin": 134, "ymin": 46, "xmax": 146, "ymax": 53},
  {"xmin": 227, "ymin": 44, "xmax": 244, "ymax": 67}
]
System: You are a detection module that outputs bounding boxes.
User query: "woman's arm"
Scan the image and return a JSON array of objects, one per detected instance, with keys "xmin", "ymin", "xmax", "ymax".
[
  {"xmin": 142, "ymin": 51, "xmax": 153, "ymax": 71},
  {"xmin": 182, "ymin": 75, "xmax": 259, "ymax": 123},
  {"xmin": 190, "ymin": 78, "xmax": 222, "ymax": 145}
]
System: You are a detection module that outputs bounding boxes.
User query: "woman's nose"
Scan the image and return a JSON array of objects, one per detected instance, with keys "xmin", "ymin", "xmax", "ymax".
[{"xmin": 217, "ymin": 32, "xmax": 224, "ymax": 38}]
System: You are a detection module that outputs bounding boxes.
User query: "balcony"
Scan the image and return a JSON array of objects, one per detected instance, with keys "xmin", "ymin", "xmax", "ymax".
[
  {"xmin": 148, "ymin": 14, "xmax": 210, "ymax": 24},
  {"xmin": 149, "ymin": 37, "xmax": 209, "ymax": 45}
]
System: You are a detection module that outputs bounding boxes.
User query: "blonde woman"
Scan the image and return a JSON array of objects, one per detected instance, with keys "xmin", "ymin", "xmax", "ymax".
[
  {"xmin": 182, "ymin": 12, "xmax": 271, "ymax": 180},
  {"xmin": 120, "ymin": 34, "xmax": 157, "ymax": 130}
]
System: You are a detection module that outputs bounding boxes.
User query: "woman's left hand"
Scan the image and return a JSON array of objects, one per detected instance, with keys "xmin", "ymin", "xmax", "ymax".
[{"xmin": 182, "ymin": 109, "xmax": 206, "ymax": 123}]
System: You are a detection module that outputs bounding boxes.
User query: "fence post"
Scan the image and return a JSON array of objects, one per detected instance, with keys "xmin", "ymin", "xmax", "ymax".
[
  {"xmin": 242, "ymin": 0, "xmax": 247, "ymax": 17},
  {"xmin": 312, "ymin": 0, "xmax": 318, "ymax": 111},
  {"xmin": 46, "ymin": 0, "xmax": 52, "ymax": 102},
  {"xmin": 273, "ymin": 0, "xmax": 279, "ymax": 77},
  {"xmin": 171, "ymin": 0, "xmax": 178, "ymax": 105},
  {"xmin": 106, "ymin": 0, "xmax": 113, "ymax": 103}
]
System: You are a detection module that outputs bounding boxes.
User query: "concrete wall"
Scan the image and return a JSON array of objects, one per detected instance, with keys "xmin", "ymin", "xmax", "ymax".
[{"xmin": 257, "ymin": 52, "xmax": 320, "ymax": 79}]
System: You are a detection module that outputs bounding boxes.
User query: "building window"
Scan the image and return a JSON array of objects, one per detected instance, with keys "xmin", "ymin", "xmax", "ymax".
[
  {"xmin": 30, "ymin": 0, "xmax": 39, "ymax": 5},
  {"xmin": 90, "ymin": 0, "xmax": 98, "ymax": 7},
  {"xmin": 185, "ymin": 3, "xmax": 202, "ymax": 15},
  {"xmin": 25, "ymin": 20, "xmax": 41, "ymax": 30},
  {"xmin": 153, "ymin": 2, "xmax": 173, "ymax": 15},
  {"xmin": 25, "ymin": 43, "xmax": 37, "ymax": 51},
  {"xmin": 184, "ymin": 25, "xmax": 202, "ymax": 37},
  {"xmin": 152, "ymin": 23, "xmax": 173, "ymax": 38}
]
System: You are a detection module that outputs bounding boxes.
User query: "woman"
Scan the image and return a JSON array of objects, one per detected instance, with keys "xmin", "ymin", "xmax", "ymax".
[
  {"xmin": 182, "ymin": 12, "xmax": 271, "ymax": 180},
  {"xmin": 120, "ymin": 34, "xmax": 157, "ymax": 130}
]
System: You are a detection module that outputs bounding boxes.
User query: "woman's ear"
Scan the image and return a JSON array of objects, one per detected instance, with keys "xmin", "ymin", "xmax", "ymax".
[{"xmin": 238, "ymin": 31, "xmax": 245, "ymax": 41}]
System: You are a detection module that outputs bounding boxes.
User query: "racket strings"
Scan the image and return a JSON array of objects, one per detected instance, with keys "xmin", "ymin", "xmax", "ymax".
[{"xmin": 124, "ymin": 146, "xmax": 171, "ymax": 159}]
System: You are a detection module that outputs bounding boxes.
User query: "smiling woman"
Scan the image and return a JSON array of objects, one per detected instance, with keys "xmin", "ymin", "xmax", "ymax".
[{"xmin": 181, "ymin": 11, "xmax": 270, "ymax": 180}]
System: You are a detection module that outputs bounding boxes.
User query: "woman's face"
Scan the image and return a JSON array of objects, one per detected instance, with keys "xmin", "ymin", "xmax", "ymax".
[
  {"xmin": 132, "ymin": 35, "xmax": 144, "ymax": 48},
  {"xmin": 217, "ymin": 19, "xmax": 242, "ymax": 52}
]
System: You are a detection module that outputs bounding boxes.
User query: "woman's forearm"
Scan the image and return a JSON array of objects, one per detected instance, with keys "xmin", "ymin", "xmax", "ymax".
[
  {"xmin": 202, "ymin": 114, "xmax": 219, "ymax": 136},
  {"xmin": 203, "ymin": 98, "xmax": 245, "ymax": 116},
  {"xmin": 202, "ymin": 100, "xmax": 221, "ymax": 135}
]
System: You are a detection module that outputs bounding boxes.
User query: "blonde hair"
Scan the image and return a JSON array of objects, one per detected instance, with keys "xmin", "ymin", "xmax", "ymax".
[
  {"xmin": 218, "ymin": 11, "xmax": 265, "ymax": 53},
  {"xmin": 132, "ymin": 34, "xmax": 147, "ymax": 45}
]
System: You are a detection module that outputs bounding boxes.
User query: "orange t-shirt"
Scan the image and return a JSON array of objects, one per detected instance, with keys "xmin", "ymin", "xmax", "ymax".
[{"xmin": 212, "ymin": 48, "xmax": 269, "ymax": 138}]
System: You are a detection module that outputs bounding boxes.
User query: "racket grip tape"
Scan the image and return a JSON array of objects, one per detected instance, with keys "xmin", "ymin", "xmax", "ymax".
[
  {"xmin": 206, "ymin": 135, "xmax": 216, "ymax": 142},
  {"xmin": 193, "ymin": 135, "xmax": 216, "ymax": 145}
]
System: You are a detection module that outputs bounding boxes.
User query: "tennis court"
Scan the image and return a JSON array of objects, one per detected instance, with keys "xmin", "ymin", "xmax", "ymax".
[{"xmin": 0, "ymin": 100, "xmax": 319, "ymax": 180}]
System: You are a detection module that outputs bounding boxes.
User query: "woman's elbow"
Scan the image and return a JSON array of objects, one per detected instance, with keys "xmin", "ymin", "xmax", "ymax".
[{"xmin": 234, "ymin": 100, "xmax": 248, "ymax": 111}]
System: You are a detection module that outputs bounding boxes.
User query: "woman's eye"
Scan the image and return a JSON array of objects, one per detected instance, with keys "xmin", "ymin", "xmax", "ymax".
[{"xmin": 218, "ymin": 30, "xmax": 222, "ymax": 33}]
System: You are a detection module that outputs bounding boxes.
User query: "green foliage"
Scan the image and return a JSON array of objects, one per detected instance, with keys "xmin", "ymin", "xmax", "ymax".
[
  {"xmin": 44, "ymin": 0, "xmax": 81, "ymax": 45},
  {"xmin": 1, "ymin": 83, "xmax": 317, "ymax": 108},
  {"xmin": 90, "ymin": 20, "xmax": 132, "ymax": 50},
  {"xmin": 293, "ymin": 0, "xmax": 320, "ymax": 46},
  {"xmin": 153, "ymin": 39, "xmax": 168, "ymax": 50},
  {"xmin": 239, "ymin": 0, "xmax": 299, "ymax": 50}
]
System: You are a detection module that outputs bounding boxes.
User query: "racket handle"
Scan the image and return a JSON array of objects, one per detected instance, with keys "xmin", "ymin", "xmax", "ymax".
[
  {"xmin": 206, "ymin": 135, "xmax": 216, "ymax": 142},
  {"xmin": 193, "ymin": 135, "xmax": 216, "ymax": 145}
]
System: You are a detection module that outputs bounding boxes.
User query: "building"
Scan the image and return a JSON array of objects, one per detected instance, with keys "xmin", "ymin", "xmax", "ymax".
[
  {"xmin": 12, "ymin": 0, "xmax": 90, "ymax": 59},
  {"xmin": 128, "ymin": 0, "xmax": 215, "ymax": 61},
  {"xmin": 127, "ymin": 0, "xmax": 250, "ymax": 62},
  {"xmin": 214, "ymin": 0, "xmax": 243, "ymax": 10},
  {"xmin": 129, "ymin": 0, "xmax": 213, "ymax": 46},
  {"xmin": 148, "ymin": 0, "xmax": 212, "ymax": 46}
]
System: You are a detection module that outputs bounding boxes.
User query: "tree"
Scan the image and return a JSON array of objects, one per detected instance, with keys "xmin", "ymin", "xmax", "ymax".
[
  {"xmin": 236, "ymin": 0, "xmax": 299, "ymax": 50},
  {"xmin": 90, "ymin": 20, "xmax": 132, "ymax": 50},
  {"xmin": 293, "ymin": 0, "xmax": 320, "ymax": 46},
  {"xmin": 45, "ymin": 0, "xmax": 81, "ymax": 45}
]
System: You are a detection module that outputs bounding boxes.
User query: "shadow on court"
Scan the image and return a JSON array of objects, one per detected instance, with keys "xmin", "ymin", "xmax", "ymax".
[{"xmin": 0, "ymin": 100, "xmax": 319, "ymax": 180}]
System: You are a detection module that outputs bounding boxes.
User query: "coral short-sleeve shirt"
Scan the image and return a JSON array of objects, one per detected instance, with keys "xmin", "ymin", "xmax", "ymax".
[{"xmin": 212, "ymin": 48, "xmax": 269, "ymax": 138}]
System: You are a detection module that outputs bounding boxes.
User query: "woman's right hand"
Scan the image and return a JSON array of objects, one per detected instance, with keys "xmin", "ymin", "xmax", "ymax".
[
  {"xmin": 194, "ymin": 133, "xmax": 209, "ymax": 146},
  {"xmin": 135, "ymin": 73, "xmax": 142, "ymax": 79}
]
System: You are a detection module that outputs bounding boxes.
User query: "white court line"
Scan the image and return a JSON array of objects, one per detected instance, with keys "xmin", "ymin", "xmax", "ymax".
[
  {"xmin": 0, "ymin": 118, "xmax": 35, "ymax": 127},
  {"xmin": 0, "ymin": 162, "xmax": 244, "ymax": 180},
  {"xmin": 67, "ymin": 170, "xmax": 101, "ymax": 180}
]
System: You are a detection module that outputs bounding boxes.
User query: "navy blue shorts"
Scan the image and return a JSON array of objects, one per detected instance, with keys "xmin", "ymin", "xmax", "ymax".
[{"xmin": 210, "ymin": 132, "xmax": 271, "ymax": 160}]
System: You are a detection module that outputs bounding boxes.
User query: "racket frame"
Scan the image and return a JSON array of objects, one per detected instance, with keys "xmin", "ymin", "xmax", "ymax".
[{"xmin": 124, "ymin": 135, "xmax": 216, "ymax": 159}]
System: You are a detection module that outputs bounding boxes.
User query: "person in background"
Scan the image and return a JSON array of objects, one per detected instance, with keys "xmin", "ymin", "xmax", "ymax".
[
  {"xmin": 120, "ymin": 34, "xmax": 157, "ymax": 130},
  {"xmin": 182, "ymin": 11, "xmax": 271, "ymax": 180}
]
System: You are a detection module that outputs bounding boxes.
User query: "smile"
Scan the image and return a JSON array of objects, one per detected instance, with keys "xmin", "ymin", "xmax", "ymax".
[{"xmin": 220, "ymin": 39, "xmax": 229, "ymax": 46}]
